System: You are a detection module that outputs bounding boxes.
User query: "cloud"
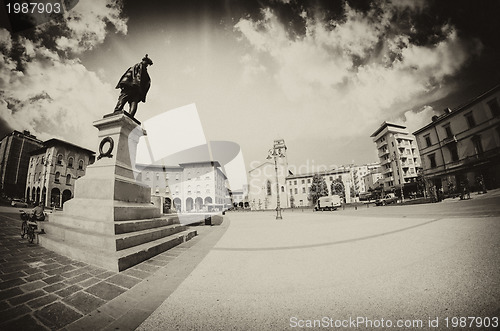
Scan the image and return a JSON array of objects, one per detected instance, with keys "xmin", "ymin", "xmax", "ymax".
[
  {"xmin": 0, "ymin": 0, "xmax": 127, "ymax": 147},
  {"xmin": 234, "ymin": 1, "xmax": 480, "ymax": 138}
]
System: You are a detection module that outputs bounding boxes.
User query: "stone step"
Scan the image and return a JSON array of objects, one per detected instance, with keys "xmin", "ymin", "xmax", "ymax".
[
  {"xmin": 114, "ymin": 216, "xmax": 179, "ymax": 234},
  {"xmin": 43, "ymin": 221, "xmax": 187, "ymax": 252},
  {"xmin": 115, "ymin": 224, "xmax": 187, "ymax": 250},
  {"xmin": 116, "ymin": 229, "xmax": 197, "ymax": 271},
  {"xmin": 38, "ymin": 228, "xmax": 197, "ymax": 272}
]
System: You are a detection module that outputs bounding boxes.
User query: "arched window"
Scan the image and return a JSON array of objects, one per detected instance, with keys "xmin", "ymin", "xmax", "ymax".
[
  {"xmin": 188, "ymin": 185, "xmax": 192, "ymax": 194},
  {"xmin": 78, "ymin": 160, "xmax": 84, "ymax": 170},
  {"xmin": 266, "ymin": 180, "xmax": 272, "ymax": 196},
  {"xmin": 145, "ymin": 172, "xmax": 150, "ymax": 180},
  {"xmin": 55, "ymin": 172, "xmax": 60, "ymax": 183},
  {"xmin": 196, "ymin": 185, "xmax": 201, "ymax": 193},
  {"xmin": 66, "ymin": 174, "xmax": 71, "ymax": 185},
  {"xmin": 281, "ymin": 186, "xmax": 285, "ymax": 193},
  {"xmin": 68, "ymin": 157, "xmax": 74, "ymax": 168},
  {"xmin": 155, "ymin": 185, "xmax": 160, "ymax": 193},
  {"xmin": 156, "ymin": 172, "xmax": 160, "ymax": 180},
  {"xmin": 57, "ymin": 154, "xmax": 63, "ymax": 165}
]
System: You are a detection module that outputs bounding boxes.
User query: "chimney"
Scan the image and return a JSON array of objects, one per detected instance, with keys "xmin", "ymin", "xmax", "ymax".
[
  {"xmin": 431, "ymin": 115, "xmax": 439, "ymax": 122},
  {"xmin": 444, "ymin": 107, "xmax": 452, "ymax": 114}
]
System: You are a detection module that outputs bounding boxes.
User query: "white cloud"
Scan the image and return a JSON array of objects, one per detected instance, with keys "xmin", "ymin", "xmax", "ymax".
[
  {"xmin": 234, "ymin": 2, "xmax": 478, "ymax": 139},
  {"xmin": 0, "ymin": 0, "xmax": 127, "ymax": 149}
]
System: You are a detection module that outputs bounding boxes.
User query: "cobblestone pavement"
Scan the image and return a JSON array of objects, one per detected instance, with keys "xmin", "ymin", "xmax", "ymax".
[{"xmin": 0, "ymin": 208, "xmax": 215, "ymax": 330}]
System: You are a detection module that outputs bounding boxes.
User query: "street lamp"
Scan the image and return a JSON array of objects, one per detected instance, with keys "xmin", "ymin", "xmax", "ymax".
[
  {"xmin": 391, "ymin": 151, "xmax": 405, "ymax": 203},
  {"xmin": 267, "ymin": 142, "xmax": 286, "ymax": 219}
]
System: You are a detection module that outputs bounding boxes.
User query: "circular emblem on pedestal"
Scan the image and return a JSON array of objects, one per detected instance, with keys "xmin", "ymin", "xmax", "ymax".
[{"xmin": 97, "ymin": 137, "xmax": 114, "ymax": 160}]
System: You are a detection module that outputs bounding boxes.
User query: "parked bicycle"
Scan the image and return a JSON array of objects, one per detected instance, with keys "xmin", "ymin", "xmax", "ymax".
[{"xmin": 20, "ymin": 209, "xmax": 45, "ymax": 244}]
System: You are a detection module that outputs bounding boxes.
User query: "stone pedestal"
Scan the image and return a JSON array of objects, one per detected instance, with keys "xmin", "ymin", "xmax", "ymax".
[
  {"xmin": 63, "ymin": 113, "xmax": 160, "ymax": 221},
  {"xmin": 38, "ymin": 112, "xmax": 196, "ymax": 272}
]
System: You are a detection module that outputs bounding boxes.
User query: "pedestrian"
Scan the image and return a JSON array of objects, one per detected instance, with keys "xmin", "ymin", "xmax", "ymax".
[{"xmin": 31, "ymin": 202, "xmax": 45, "ymax": 222}]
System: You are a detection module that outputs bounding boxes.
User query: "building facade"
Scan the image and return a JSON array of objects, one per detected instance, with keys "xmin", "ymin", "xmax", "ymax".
[
  {"xmin": 371, "ymin": 122, "xmax": 421, "ymax": 197},
  {"xmin": 26, "ymin": 139, "xmax": 95, "ymax": 208},
  {"xmin": 350, "ymin": 162, "xmax": 380, "ymax": 195},
  {"xmin": 286, "ymin": 168, "xmax": 353, "ymax": 208},
  {"xmin": 247, "ymin": 160, "xmax": 290, "ymax": 211},
  {"xmin": 0, "ymin": 130, "xmax": 44, "ymax": 199},
  {"xmin": 413, "ymin": 85, "xmax": 500, "ymax": 195},
  {"xmin": 138, "ymin": 161, "xmax": 231, "ymax": 213}
]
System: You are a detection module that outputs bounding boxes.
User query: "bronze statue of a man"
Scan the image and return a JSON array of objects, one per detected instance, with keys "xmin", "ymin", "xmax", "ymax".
[{"xmin": 114, "ymin": 54, "xmax": 153, "ymax": 117}]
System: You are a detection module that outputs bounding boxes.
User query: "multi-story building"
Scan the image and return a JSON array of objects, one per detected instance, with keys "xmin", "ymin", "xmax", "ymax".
[
  {"xmin": 350, "ymin": 162, "xmax": 380, "ymax": 195},
  {"xmin": 362, "ymin": 170, "xmax": 384, "ymax": 192},
  {"xmin": 286, "ymin": 168, "xmax": 353, "ymax": 208},
  {"xmin": 371, "ymin": 122, "xmax": 421, "ymax": 197},
  {"xmin": 26, "ymin": 139, "xmax": 95, "ymax": 208},
  {"xmin": 0, "ymin": 130, "xmax": 44, "ymax": 199},
  {"xmin": 413, "ymin": 85, "xmax": 500, "ymax": 195},
  {"xmin": 137, "ymin": 161, "xmax": 231, "ymax": 213}
]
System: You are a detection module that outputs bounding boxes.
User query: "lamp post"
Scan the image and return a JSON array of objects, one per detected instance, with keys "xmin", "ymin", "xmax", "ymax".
[
  {"xmin": 391, "ymin": 151, "xmax": 405, "ymax": 203},
  {"xmin": 267, "ymin": 143, "xmax": 286, "ymax": 220}
]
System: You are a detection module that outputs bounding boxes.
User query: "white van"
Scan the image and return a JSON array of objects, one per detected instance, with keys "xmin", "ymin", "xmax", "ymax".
[{"xmin": 315, "ymin": 195, "xmax": 342, "ymax": 211}]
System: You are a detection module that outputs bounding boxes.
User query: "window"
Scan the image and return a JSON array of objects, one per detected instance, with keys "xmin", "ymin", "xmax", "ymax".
[
  {"xmin": 145, "ymin": 172, "xmax": 150, "ymax": 180},
  {"xmin": 66, "ymin": 174, "xmax": 71, "ymax": 185},
  {"xmin": 301, "ymin": 179, "xmax": 305, "ymax": 184},
  {"xmin": 55, "ymin": 172, "xmax": 60, "ymax": 183},
  {"xmin": 175, "ymin": 174, "xmax": 179, "ymax": 181},
  {"xmin": 294, "ymin": 180, "xmax": 297, "ymax": 185},
  {"xmin": 424, "ymin": 134, "xmax": 431, "ymax": 147},
  {"xmin": 472, "ymin": 135, "xmax": 483, "ymax": 155},
  {"xmin": 290, "ymin": 189, "xmax": 293, "ymax": 195},
  {"xmin": 443, "ymin": 124, "xmax": 453, "ymax": 138},
  {"xmin": 188, "ymin": 185, "xmax": 192, "ymax": 194},
  {"xmin": 302, "ymin": 187, "xmax": 306, "ymax": 193},
  {"xmin": 68, "ymin": 157, "xmax": 73, "ymax": 168},
  {"xmin": 266, "ymin": 180, "xmax": 272, "ymax": 196},
  {"xmin": 487, "ymin": 98, "xmax": 500, "ymax": 117},
  {"xmin": 428, "ymin": 154, "xmax": 436, "ymax": 168},
  {"xmin": 307, "ymin": 179, "xmax": 311, "ymax": 184},
  {"xmin": 294, "ymin": 188, "xmax": 298, "ymax": 194},
  {"xmin": 448, "ymin": 143, "xmax": 459, "ymax": 162},
  {"xmin": 465, "ymin": 113, "xmax": 476, "ymax": 128},
  {"xmin": 57, "ymin": 154, "xmax": 63, "ymax": 165},
  {"xmin": 281, "ymin": 186, "xmax": 284, "ymax": 193},
  {"xmin": 78, "ymin": 160, "xmax": 84, "ymax": 170}
]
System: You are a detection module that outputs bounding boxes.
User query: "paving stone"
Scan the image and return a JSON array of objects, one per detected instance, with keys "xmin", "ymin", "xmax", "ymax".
[
  {"xmin": 42, "ymin": 282, "xmax": 66, "ymax": 293},
  {"xmin": 26, "ymin": 293, "xmax": 58, "ymax": 309},
  {"xmin": 24, "ymin": 272, "xmax": 48, "ymax": 282},
  {"xmin": 39, "ymin": 262, "xmax": 62, "ymax": 271},
  {"xmin": 93, "ymin": 270, "xmax": 116, "ymax": 279},
  {"xmin": 85, "ymin": 267, "xmax": 108, "ymax": 276},
  {"xmin": 64, "ymin": 273, "xmax": 93, "ymax": 285},
  {"xmin": 42, "ymin": 274, "xmax": 64, "ymax": 284},
  {"xmin": 121, "ymin": 268, "xmax": 151, "ymax": 280},
  {"xmin": 106, "ymin": 274, "xmax": 142, "ymax": 289},
  {"xmin": 0, "ymin": 287, "xmax": 23, "ymax": 300},
  {"xmin": 34, "ymin": 302, "xmax": 82, "ymax": 330},
  {"xmin": 0, "ymin": 300, "xmax": 11, "ymax": 311},
  {"xmin": 0, "ymin": 270, "xmax": 27, "ymax": 281},
  {"xmin": 0, "ymin": 277, "xmax": 27, "ymax": 290},
  {"xmin": 61, "ymin": 267, "xmax": 88, "ymax": 279},
  {"xmin": 19, "ymin": 280, "xmax": 47, "ymax": 292},
  {"xmin": 78, "ymin": 277, "xmax": 102, "ymax": 289},
  {"xmin": 2, "ymin": 264, "xmax": 29, "ymax": 274},
  {"xmin": 23, "ymin": 267, "xmax": 44, "ymax": 275},
  {"xmin": 85, "ymin": 281, "xmax": 126, "ymax": 301},
  {"xmin": 63, "ymin": 291, "xmax": 106, "ymax": 314},
  {"xmin": 8, "ymin": 289, "xmax": 46, "ymax": 306},
  {"xmin": 0, "ymin": 313, "xmax": 47, "ymax": 331},
  {"xmin": 44, "ymin": 265, "xmax": 75, "ymax": 276},
  {"xmin": 55, "ymin": 285, "xmax": 82, "ymax": 298},
  {"xmin": 0, "ymin": 304, "xmax": 31, "ymax": 324}
]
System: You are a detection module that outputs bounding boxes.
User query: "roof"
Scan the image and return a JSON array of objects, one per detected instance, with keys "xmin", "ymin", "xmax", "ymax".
[
  {"xmin": 413, "ymin": 84, "xmax": 500, "ymax": 135},
  {"xmin": 286, "ymin": 168, "xmax": 351, "ymax": 180},
  {"xmin": 370, "ymin": 121, "xmax": 407, "ymax": 137},
  {"xmin": 43, "ymin": 138, "xmax": 95, "ymax": 155}
]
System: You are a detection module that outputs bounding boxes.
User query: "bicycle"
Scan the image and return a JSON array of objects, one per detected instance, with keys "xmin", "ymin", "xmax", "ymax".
[{"xmin": 20, "ymin": 210, "xmax": 40, "ymax": 244}]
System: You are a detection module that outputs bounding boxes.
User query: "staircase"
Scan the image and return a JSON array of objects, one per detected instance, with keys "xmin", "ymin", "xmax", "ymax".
[{"xmin": 39, "ymin": 212, "xmax": 197, "ymax": 272}]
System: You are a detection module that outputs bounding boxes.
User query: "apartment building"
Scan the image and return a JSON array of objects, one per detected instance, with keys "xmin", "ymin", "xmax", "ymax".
[{"xmin": 413, "ymin": 85, "xmax": 500, "ymax": 194}]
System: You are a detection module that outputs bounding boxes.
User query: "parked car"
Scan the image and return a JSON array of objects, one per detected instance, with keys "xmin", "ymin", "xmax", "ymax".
[
  {"xmin": 375, "ymin": 193, "xmax": 398, "ymax": 206},
  {"xmin": 11, "ymin": 199, "xmax": 28, "ymax": 208},
  {"xmin": 315, "ymin": 195, "xmax": 342, "ymax": 211}
]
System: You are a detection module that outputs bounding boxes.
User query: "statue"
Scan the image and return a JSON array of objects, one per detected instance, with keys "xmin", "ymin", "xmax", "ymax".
[{"xmin": 114, "ymin": 54, "xmax": 153, "ymax": 117}]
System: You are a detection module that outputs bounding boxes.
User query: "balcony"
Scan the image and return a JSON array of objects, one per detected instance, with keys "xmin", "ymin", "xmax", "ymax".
[{"xmin": 378, "ymin": 149, "xmax": 389, "ymax": 158}]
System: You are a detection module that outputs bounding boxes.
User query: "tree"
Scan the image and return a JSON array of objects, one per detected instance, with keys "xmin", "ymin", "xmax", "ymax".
[
  {"xmin": 308, "ymin": 174, "xmax": 329, "ymax": 205},
  {"xmin": 331, "ymin": 177, "xmax": 345, "ymax": 199}
]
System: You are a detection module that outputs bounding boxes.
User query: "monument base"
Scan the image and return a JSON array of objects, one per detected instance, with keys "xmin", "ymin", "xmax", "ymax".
[{"xmin": 38, "ymin": 113, "xmax": 197, "ymax": 271}]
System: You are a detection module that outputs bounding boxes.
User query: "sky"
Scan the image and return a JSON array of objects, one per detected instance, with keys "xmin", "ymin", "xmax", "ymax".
[{"xmin": 1, "ymin": 0, "xmax": 500, "ymax": 189}]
